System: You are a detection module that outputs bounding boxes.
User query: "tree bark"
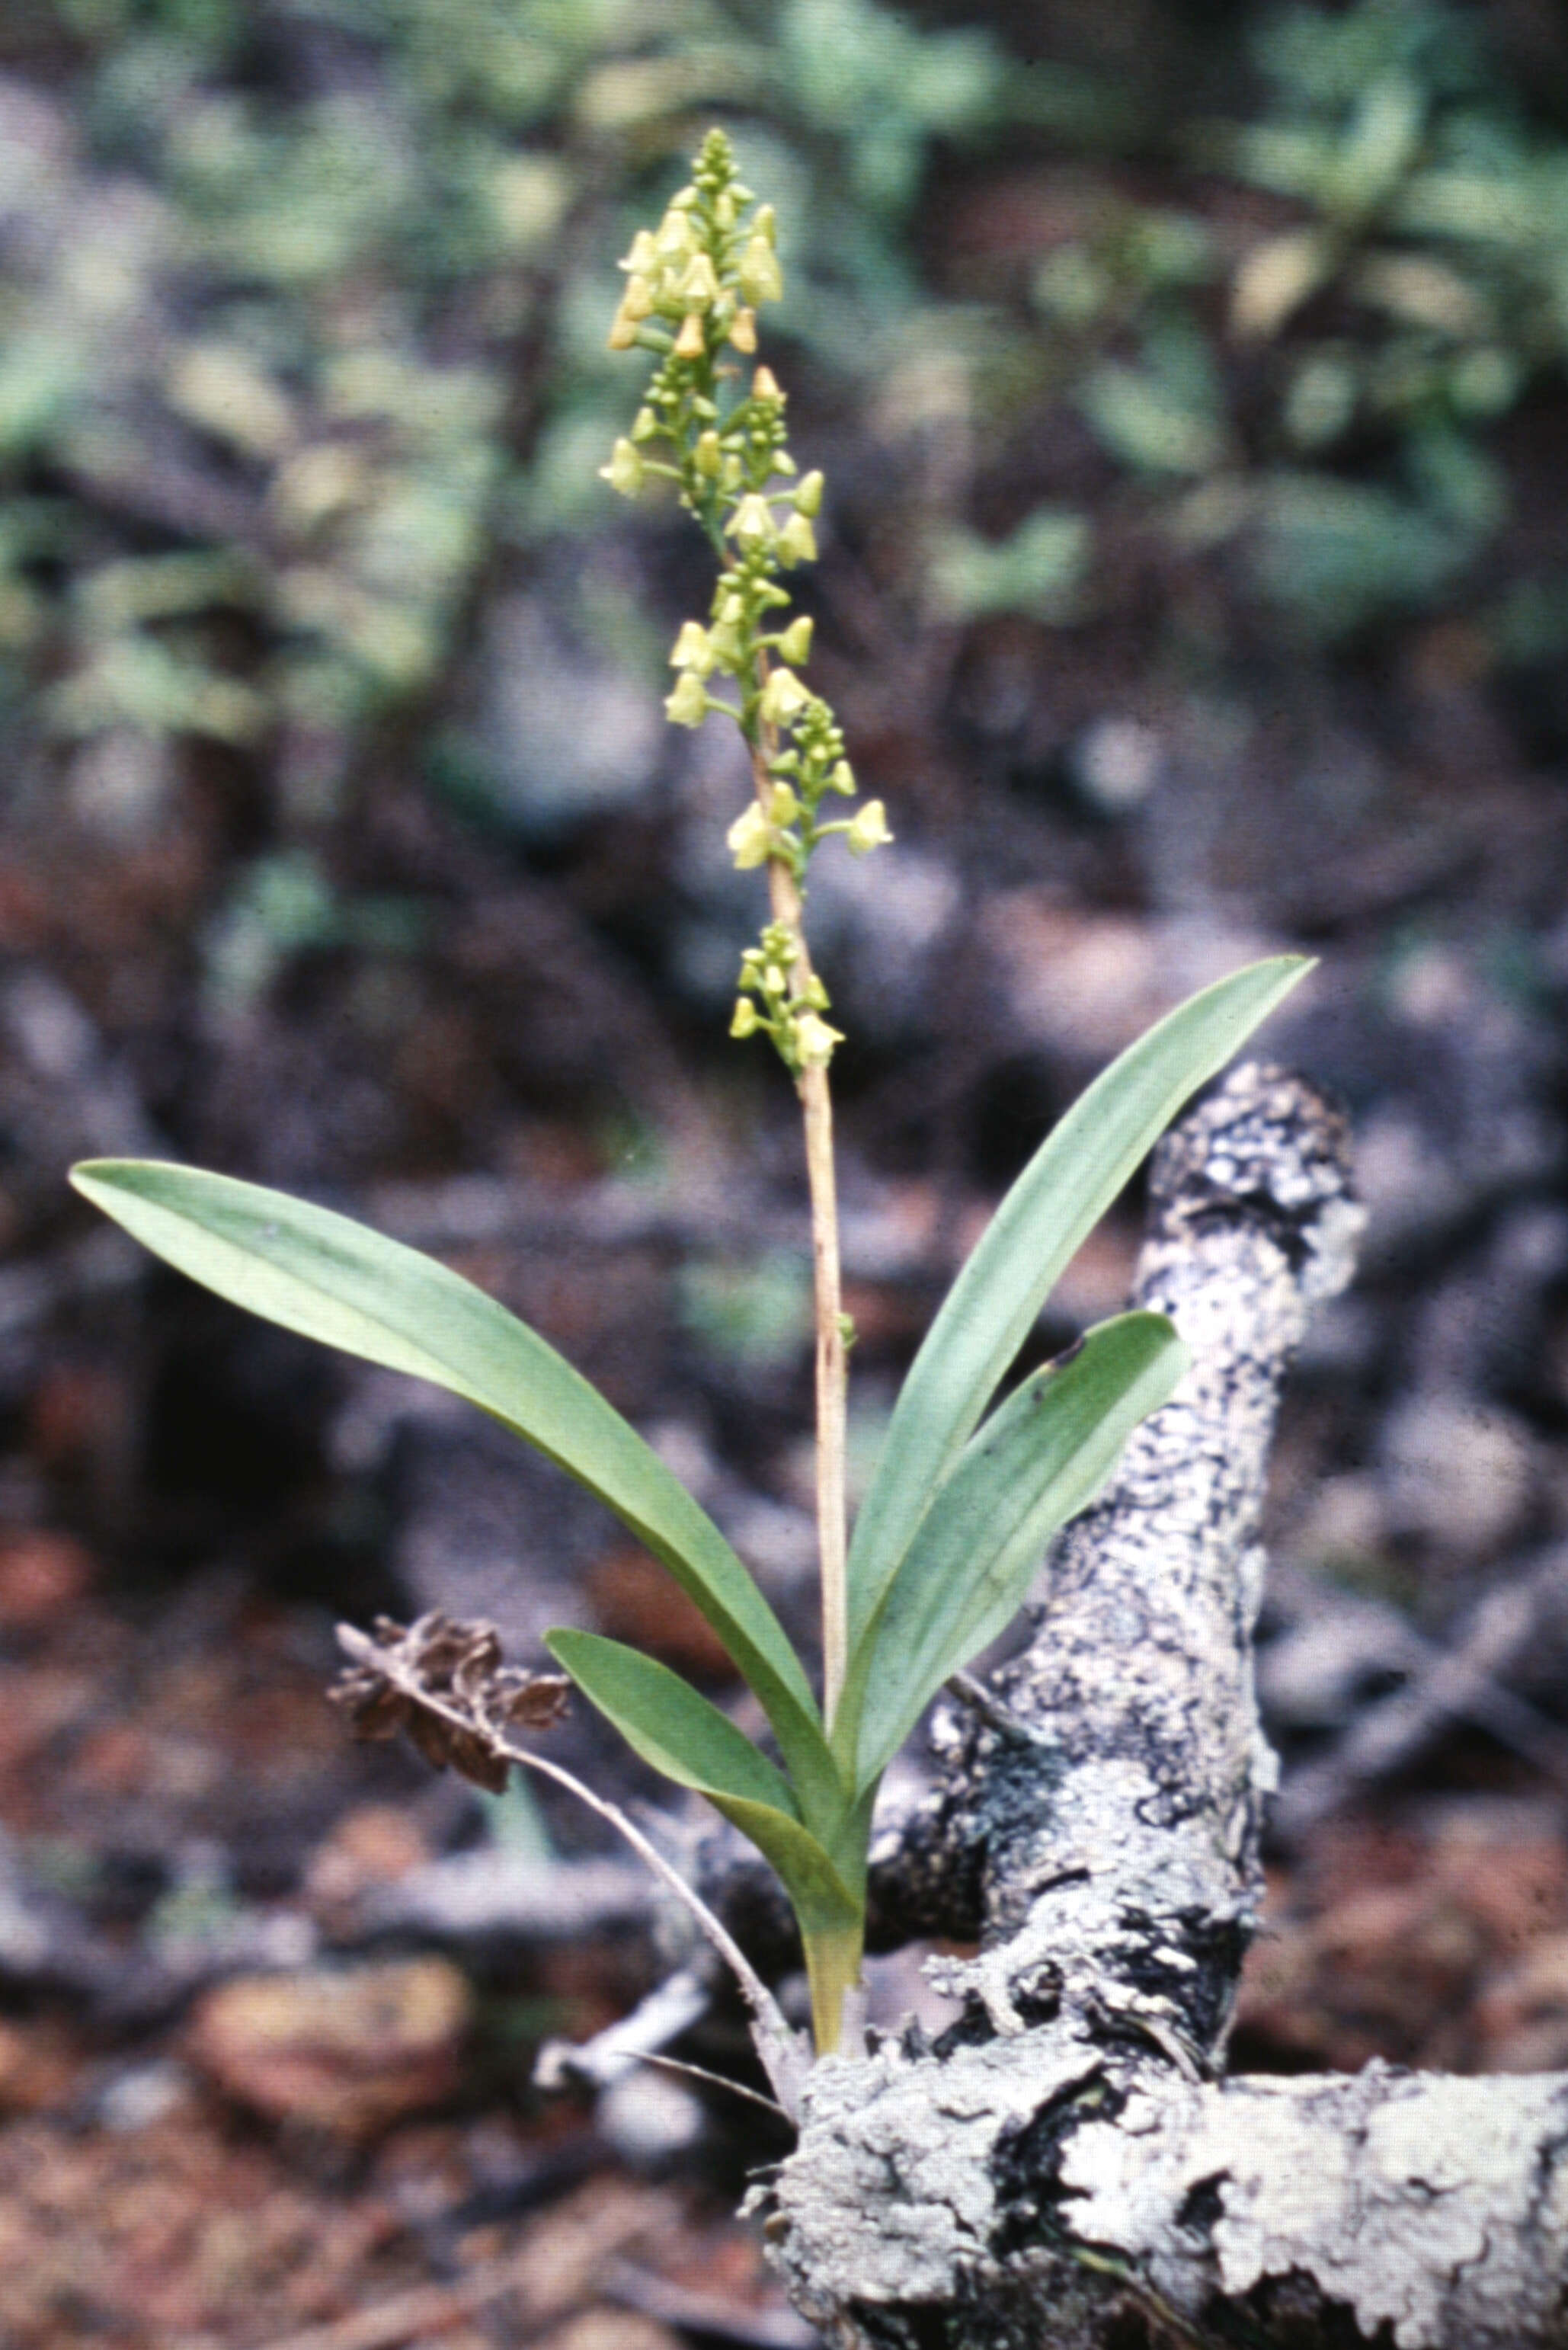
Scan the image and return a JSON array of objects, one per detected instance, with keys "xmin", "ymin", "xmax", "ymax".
[{"xmin": 755, "ymin": 1064, "xmax": 1568, "ymax": 2350}]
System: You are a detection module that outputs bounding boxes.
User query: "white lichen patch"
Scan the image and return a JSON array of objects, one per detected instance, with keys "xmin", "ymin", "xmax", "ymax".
[{"xmin": 1062, "ymin": 2060, "xmax": 1568, "ymax": 2349}]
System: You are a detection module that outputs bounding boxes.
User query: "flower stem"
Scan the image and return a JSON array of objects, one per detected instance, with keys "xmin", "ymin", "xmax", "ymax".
[{"xmin": 748, "ymin": 716, "xmax": 849, "ymax": 1729}]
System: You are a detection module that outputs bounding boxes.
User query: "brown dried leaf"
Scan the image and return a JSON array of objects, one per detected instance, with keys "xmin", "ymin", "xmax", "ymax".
[{"xmin": 328, "ymin": 1615, "xmax": 569, "ymax": 1793}]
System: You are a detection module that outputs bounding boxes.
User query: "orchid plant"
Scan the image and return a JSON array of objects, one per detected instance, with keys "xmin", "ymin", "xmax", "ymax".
[{"xmin": 71, "ymin": 131, "xmax": 1307, "ymax": 2068}]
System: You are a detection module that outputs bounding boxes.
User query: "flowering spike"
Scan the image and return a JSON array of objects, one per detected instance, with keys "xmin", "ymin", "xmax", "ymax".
[{"xmin": 600, "ymin": 126, "xmax": 888, "ymax": 1100}]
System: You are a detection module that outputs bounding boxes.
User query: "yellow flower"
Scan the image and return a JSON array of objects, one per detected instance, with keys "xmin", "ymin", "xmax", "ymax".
[
  {"xmin": 845, "ymin": 799, "xmax": 893, "ymax": 855},
  {"xmin": 654, "ymin": 209, "xmax": 698, "ymax": 264},
  {"xmin": 729, "ymin": 308, "xmax": 757, "ymax": 354},
  {"xmin": 665, "ymin": 671, "xmax": 709, "ymax": 726},
  {"xmin": 675, "ymin": 252, "xmax": 721, "ymax": 310},
  {"xmin": 726, "ymin": 804, "xmax": 773, "ymax": 869},
  {"xmin": 599, "ymin": 438, "xmax": 644, "ymax": 495},
  {"xmin": 670, "ymin": 621, "xmax": 716, "ymax": 675},
  {"xmin": 729, "ymin": 998, "xmax": 760, "ymax": 1038},
  {"xmin": 728, "ymin": 494, "xmax": 776, "ymax": 546},
  {"xmin": 739, "ymin": 237, "xmax": 783, "ymax": 306},
  {"xmin": 776, "ymin": 512, "xmax": 818, "ymax": 568},
  {"xmin": 793, "ymin": 1012, "xmax": 843, "ymax": 1068},
  {"xmin": 674, "ymin": 312, "xmax": 706, "ymax": 360},
  {"xmin": 776, "ymin": 616, "xmax": 813, "ymax": 664},
  {"xmin": 758, "ymin": 667, "xmax": 811, "ymax": 726}
]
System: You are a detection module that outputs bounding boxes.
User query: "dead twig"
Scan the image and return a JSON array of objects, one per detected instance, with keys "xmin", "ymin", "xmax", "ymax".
[{"xmin": 331, "ymin": 1618, "xmax": 808, "ymax": 2115}]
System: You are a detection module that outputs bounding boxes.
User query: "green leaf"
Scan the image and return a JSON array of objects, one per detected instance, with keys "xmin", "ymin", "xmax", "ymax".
[
  {"xmin": 546, "ymin": 1628, "xmax": 799, "ymax": 1816},
  {"xmin": 548, "ymin": 1628, "xmax": 860, "ymax": 1941},
  {"xmin": 846, "ymin": 956, "xmax": 1310, "ymax": 1655},
  {"xmin": 69, "ymin": 1159, "xmax": 839, "ymax": 1818},
  {"xmin": 846, "ymin": 1311, "xmax": 1188, "ymax": 1788}
]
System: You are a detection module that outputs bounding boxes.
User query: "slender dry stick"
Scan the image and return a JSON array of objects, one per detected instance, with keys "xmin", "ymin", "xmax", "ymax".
[
  {"xmin": 334, "ymin": 1628, "xmax": 807, "ymax": 2111},
  {"xmin": 747, "ymin": 687, "xmax": 849, "ymax": 1727}
]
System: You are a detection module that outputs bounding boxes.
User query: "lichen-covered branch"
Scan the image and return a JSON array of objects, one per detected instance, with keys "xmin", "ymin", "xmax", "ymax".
[{"xmin": 760, "ymin": 1065, "xmax": 1568, "ymax": 2348}]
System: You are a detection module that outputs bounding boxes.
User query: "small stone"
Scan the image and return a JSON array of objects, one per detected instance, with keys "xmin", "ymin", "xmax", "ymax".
[{"xmin": 188, "ymin": 1958, "xmax": 471, "ymax": 2137}]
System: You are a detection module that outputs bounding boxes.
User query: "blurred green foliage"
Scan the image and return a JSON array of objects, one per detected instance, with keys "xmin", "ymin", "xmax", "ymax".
[
  {"xmin": 2, "ymin": 0, "xmax": 1039, "ymax": 826},
  {"xmin": 6, "ymin": 0, "xmax": 1568, "ymax": 870},
  {"xmin": 1000, "ymin": 0, "xmax": 1568, "ymax": 644}
]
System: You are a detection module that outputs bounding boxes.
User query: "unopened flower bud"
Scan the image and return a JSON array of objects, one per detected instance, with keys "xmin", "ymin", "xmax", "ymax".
[
  {"xmin": 631, "ymin": 405, "xmax": 658, "ymax": 443},
  {"xmin": 674, "ymin": 312, "xmax": 707, "ymax": 360},
  {"xmin": 665, "ymin": 671, "xmax": 709, "ymax": 726},
  {"xmin": 738, "ymin": 237, "xmax": 784, "ymax": 306},
  {"xmin": 670, "ymin": 620, "xmax": 715, "ymax": 674},
  {"xmin": 728, "ymin": 494, "xmax": 776, "ymax": 546},
  {"xmin": 695, "ymin": 429, "xmax": 723, "ymax": 478},
  {"xmin": 729, "ymin": 997, "xmax": 760, "ymax": 1038},
  {"xmin": 751, "ymin": 366, "xmax": 783, "ymax": 403},
  {"xmin": 676, "ymin": 252, "xmax": 721, "ymax": 309},
  {"xmin": 794, "ymin": 470, "xmax": 824, "ymax": 518},
  {"xmin": 845, "ymin": 798, "xmax": 893, "ymax": 855},
  {"xmin": 600, "ymin": 437, "xmax": 645, "ymax": 495},
  {"xmin": 776, "ymin": 511, "xmax": 818, "ymax": 567},
  {"xmin": 728, "ymin": 307, "xmax": 757, "ymax": 354},
  {"xmin": 827, "ymin": 758, "xmax": 856, "ymax": 795},
  {"xmin": 758, "ymin": 667, "xmax": 811, "ymax": 726},
  {"xmin": 776, "ymin": 616, "xmax": 813, "ymax": 664},
  {"xmin": 726, "ymin": 803, "xmax": 773, "ymax": 869},
  {"xmin": 794, "ymin": 1011, "xmax": 843, "ymax": 1068}
]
